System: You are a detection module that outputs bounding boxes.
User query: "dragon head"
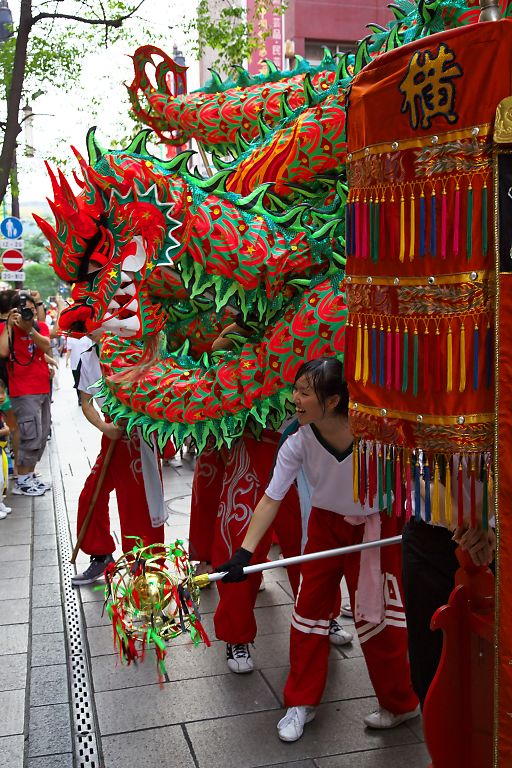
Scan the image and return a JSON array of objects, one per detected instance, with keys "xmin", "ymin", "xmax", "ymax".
[{"xmin": 34, "ymin": 130, "xmax": 182, "ymax": 339}]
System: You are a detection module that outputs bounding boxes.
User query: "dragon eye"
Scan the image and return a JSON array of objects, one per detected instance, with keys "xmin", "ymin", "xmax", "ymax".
[{"xmin": 78, "ymin": 228, "xmax": 115, "ymax": 283}]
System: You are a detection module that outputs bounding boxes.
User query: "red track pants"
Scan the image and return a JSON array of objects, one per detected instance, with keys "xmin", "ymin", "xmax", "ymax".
[
  {"xmin": 188, "ymin": 443, "xmax": 227, "ymax": 563},
  {"xmin": 206, "ymin": 434, "xmax": 303, "ymax": 644},
  {"xmin": 76, "ymin": 432, "xmax": 164, "ymax": 556},
  {"xmin": 284, "ymin": 507, "xmax": 418, "ymax": 715}
]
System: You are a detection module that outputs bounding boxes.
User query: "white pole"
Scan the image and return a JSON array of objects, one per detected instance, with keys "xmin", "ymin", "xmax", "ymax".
[{"xmin": 202, "ymin": 534, "xmax": 402, "ymax": 584}]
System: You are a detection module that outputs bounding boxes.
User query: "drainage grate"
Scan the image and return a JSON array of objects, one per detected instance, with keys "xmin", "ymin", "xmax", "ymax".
[{"xmin": 51, "ymin": 443, "xmax": 101, "ymax": 768}]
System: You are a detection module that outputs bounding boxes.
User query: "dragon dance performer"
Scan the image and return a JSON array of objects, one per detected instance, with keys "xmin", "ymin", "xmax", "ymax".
[
  {"xmin": 71, "ymin": 335, "xmax": 167, "ymax": 585},
  {"xmin": 218, "ymin": 358, "xmax": 418, "ymax": 741}
]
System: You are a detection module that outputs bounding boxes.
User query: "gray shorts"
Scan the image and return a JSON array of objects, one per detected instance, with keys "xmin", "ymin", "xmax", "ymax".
[{"xmin": 10, "ymin": 393, "xmax": 51, "ymax": 468}]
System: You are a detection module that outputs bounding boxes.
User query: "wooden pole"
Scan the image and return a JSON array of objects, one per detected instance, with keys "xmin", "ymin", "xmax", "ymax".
[{"xmin": 70, "ymin": 439, "xmax": 117, "ymax": 564}]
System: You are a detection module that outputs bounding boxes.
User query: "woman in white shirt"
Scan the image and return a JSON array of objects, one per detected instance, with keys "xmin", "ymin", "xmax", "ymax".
[{"xmin": 217, "ymin": 357, "xmax": 419, "ymax": 742}]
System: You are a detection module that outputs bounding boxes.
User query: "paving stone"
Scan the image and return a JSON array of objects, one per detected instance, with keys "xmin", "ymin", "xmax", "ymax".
[
  {"xmin": 253, "ymin": 581, "xmax": 295, "ymax": 609},
  {"xmin": 75, "ymin": 582, "xmax": 104, "ymax": 603},
  {"xmin": 28, "ymin": 755, "xmax": 73, "ymax": 768},
  {"xmin": 1, "ymin": 517, "xmax": 32, "ymax": 534},
  {"xmin": 33, "ymin": 535, "xmax": 57, "ymax": 551},
  {"xmin": 32, "ymin": 566, "xmax": 60, "ymax": 585},
  {"xmin": 0, "ymin": 530, "xmax": 31, "ymax": 546},
  {"xmin": 262, "ymin": 763, "xmax": 315, "ymax": 768},
  {"xmin": 31, "ymin": 632, "xmax": 66, "ymax": 667},
  {"xmin": 102, "ymin": 725, "xmax": 195, "ymax": 768},
  {"xmin": 315, "ymin": 742, "xmax": 430, "ymax": 767},
  {"xmin": 0, "ymin": 598, "xmax": 29, "ymax": 625},
  {"xmin": 0, "ymin": 653, "xmax": 27, "ymax": 691},
  {"xmin": 32, "ymin": 583, "xmax": 62, "ymax": 608},
  {"xmin": 0, "ymin": 560, "xmax": 30, "ymax": 580},
  {"xmin": 30, "ymin": 664, "xmax": 69, "ymax": 706},
  {"xmin": 33, "ymin": 520, "xmax": 56, "ymax": 536},
  {"xmin": 0, "ymin": 623, "xmax": 28, "ymax": 654},
  {"xmin": 33, "ymin": 549, "xmax": 58, "ymax": 567},
  {"xmin": 186, "ymin": 699, "xmax": 418, "ymax": 768},
  {"xmin": 96, "ymin": 671, "xmax": 281, "ymax": 735},
  {"xmin": 0, "ymin": 577, "xmax": 30, "ymax": 601},
  {"xmin": 0, "ymin": 734, "xmax": 24, "ymax": 768},
  {"xmin": 0, "ymin": 689, "xmax": 25, "ymax": 736},
  {"xmin": 32, "ymin": 606, "xmax": 64, "ymax": 634},
  {"xmin": 0, "ymin": 544, "xmax": 30, "ymax": 561},
  {"xmin": 82, "ymin": 599, "xmax": 111, "ymax": 628},
  {"xmin": 28, "ymin": 703, "xmax": 72, "ymax": 757}
]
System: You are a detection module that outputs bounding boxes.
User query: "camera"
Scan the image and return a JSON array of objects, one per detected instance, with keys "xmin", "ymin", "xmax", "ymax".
[{"xmin": 17, "ymin": 294, "xmax": 34, "ymax": 323}]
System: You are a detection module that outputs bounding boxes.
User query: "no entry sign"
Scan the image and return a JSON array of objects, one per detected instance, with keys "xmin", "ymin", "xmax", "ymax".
[{"xmin": 2, "ymin": 249, "xmax": 25, "ymax": 272}]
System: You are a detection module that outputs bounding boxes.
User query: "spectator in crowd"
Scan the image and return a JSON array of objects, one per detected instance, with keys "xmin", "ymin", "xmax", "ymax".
[
  {"xmin": 0, "ymin": 289, "xmax": 20, "ymax": 478},
  {"xmin": 0, "ymin": 291, "xmax": 51, "ymax": 496},
  {"xmin": 66, "ymin": 335, "xmax": 92, "ymax": 404},
  {"xmin": 0, "ymin": 380, "xmax": 11, "ymax": 518}
]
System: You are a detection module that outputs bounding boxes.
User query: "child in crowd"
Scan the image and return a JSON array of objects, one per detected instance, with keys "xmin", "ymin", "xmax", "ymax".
[
  {"xmin": 0, "ymin": 381, "xmax": 12, "ymax": 518},
  {"xmin": 217, "ymin": 357, "xmax": 418, "ymax": 741}
]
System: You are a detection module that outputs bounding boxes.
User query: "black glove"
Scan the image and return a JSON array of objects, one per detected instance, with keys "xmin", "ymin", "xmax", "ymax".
[{"xmin": 215, "ymin": 547, "xmax": 253, "ymax": 583}]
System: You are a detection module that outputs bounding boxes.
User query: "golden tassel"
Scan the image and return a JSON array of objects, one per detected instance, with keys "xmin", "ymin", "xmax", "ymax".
[
  {"xmin": 409, "ymin": 189, "xmax": 415, "ymax": 261},
  {"xmin": 444, "ymin": 457, "xmax": 452, "ymax": 527},
  {"xmin": 353, "ymin": 441, "xmax": 359, "ymax": 503},
  {"xmin": 354, "ymin": 320, "xmax": 362, "ymax": 381},
  {"xmin": 447, "ymin": 324, "xmax": 453, "ymax": 392},
  {"xmin": 459, "ymin": 319, "xmax": 466, "ymax": 392},
  {"xmin": 432, "ymin": 458, "xmax": 440, "ymax": 524},
  {"xmin": 363, "ymin": 320, "xmax": 369, "ymax": 385}
]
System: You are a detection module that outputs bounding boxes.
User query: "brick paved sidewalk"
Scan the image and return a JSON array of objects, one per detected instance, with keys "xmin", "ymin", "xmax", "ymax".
[{"xmin": 0, "ymin": 363, "xmax": 430, "ymax": 768}]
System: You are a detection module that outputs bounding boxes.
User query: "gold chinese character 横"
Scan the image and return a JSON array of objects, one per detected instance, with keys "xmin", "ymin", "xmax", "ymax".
[{"xmin": 399, "ymin": 43, "xmax": 462, "ymax": 130}]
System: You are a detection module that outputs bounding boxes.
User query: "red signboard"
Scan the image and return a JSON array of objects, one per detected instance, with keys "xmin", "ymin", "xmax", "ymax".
[{"xmin": 2, "ymin": 249, "xmax": 24, "ymax": 271}]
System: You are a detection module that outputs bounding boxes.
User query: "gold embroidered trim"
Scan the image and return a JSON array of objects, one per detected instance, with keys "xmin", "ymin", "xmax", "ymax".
[
  {"xmin": 345, "ymin": 270, "xmax": 492, "ymax": 287},
  {"xmin": 349, "ymin": 401, "xmax": 494, "ymax": 425}
]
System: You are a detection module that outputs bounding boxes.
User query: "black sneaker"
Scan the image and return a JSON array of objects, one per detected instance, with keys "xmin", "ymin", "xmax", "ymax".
[
  {"xmin": 71, "ymin": 554, "xmax": 115, "ymax": 586},
  {"xmin": 226, "ymin": 643, "xmax": 254, "ymax": 674}
]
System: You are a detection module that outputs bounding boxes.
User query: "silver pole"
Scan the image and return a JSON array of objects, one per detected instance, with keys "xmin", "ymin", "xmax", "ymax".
[
  {"xmin": 479, "ymin": 0, "xmax": 501, "ymax": 22},
  {"xmin": 205, "ymin": 534, "xmax": 402, "ymax": 584}
]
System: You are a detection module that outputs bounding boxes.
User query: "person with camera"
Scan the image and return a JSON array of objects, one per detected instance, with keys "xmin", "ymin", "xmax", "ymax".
[{"xmin": 0, "ymin": 292, "xmax": 51, "ymax": 496}]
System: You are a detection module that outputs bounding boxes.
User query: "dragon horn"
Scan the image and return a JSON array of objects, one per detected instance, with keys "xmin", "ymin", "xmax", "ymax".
[
  {"xmin": 33, "ymin": 213, "xmax": 59, "ymax": 252},
  {"xmin": 57, "ymin": 168, "xmax": 80, "ymax": 211}
]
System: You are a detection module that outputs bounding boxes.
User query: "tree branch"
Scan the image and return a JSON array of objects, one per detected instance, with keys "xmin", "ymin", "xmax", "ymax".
[{"xmin": 31, "ymin": 1, "xmax": 146, "ymax": 28}]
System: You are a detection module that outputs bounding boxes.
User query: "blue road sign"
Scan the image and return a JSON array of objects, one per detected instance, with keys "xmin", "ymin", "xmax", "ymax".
[{"xmin": 0, "ymin": 217, "xmax": 23, "ymax": 239}]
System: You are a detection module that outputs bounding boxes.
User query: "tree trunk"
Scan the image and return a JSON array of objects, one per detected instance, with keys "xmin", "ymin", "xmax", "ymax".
[{"xmin": 0, "ymin": 0, "xmax": 32, "ymax": 205}]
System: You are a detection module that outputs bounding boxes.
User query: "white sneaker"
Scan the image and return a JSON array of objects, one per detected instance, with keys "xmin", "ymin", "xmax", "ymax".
[
  {"xmin": 0, "ymin": 507, "xmax": 6, "ymax": 519},
  {"xmin": 340, "ymin": 603, "xmax": 353, "ymax": 618},
  {"xmin": 0, "ymin": 501, "xmax": 12, "ymax": 515},
  {"xmin": 277, "ymin": 706, "xmax": 316, "ymax": 742},
  {"xmin": 364, "ymin": 705, "xmax": 420, "ymax": 729},
  {"xmin": 12, "ymin": 478, "xmax": 46, "ymax": 496},
  {"xmin": 328, "ymin": 618, "xmax": 353, "ymax": 646},
  {"xmin": 226, "ymin": 643, "xmax": 254, "ymax": 674}
]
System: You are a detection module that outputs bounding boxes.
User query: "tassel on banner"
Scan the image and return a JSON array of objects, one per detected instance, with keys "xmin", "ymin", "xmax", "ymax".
[
  {"xmin": 395, "ymin": 449, "xmax": 402, "ymax": 516},
  {"xmin": 354, "ymin": 194, "xmax": 360, "ymax": 259},
  {"xmin": 379, "ymin": 322, "xmax": 385, "ymax": 388},
  {"xmin": 409, "ymin": 189, "xmax": 415, "ymax": 261},
  {"xmin": 430, "ymin": 187, "xmax": 437, "ymax": 257},
  {"xmin": 402, "ymin": 325, "xmax": 409, "ymax": 393},
  {"xmin": 424, "ymin": 458, "xmax": 431, "ymax": 523},
  {"xmin": 466, "ymin": 183, "xmax": 473, "ymax": 260},
  {"xmin": 399, "ymin": 188, "xmax": 405, "ymax": 262},
  {"xmin": 482, "ymin": 460, "xmax": 489, "ymax": 531},
  {"xmin": 374, "ymin": 194, "xmax": 381, "ymax": 263},
  {"xmin": 441, "ymin": 187, "xmax": 447, "ymax": 260},
  {"xmin": 368, "ymin": 442, "xmax": 377, "ymax": 509},
  {"xmin": 453, "ymin": 181, "xmax": 460, "ymax": 258},
  {"xmin": 413, "ymin": 326, "xmax": 419, "ymax": 397},
  {"xmin": 345, "ymin": 319, "xmax": 353, "ymax": 380},
  {"xmin": 386, "ymin": 323, "xmax": 392, "ymax": 390},
  {"xmin": 363, "ymin": 319, "xmax": 369, "ymax": 386},
  {"xmin": 423, "ymin": 324, "xmax": 430, "ymax": 394},
  {"xmin": 346, "ymin": 200, "xmax": 352, "ymax": 256},
  {"xmin": 359, "ymin": 442, "xmax": 367, "ymax": 507},
  {"xmin": 353, "ymin": 441, "xmax": 359, "ymax": 504},
  {"xmin": 482, "ymin": 182, "xmax": 488, "ymax": 257},
  {"xmin": 446, "ymin": 324, "xmax": 453, "ymax": 393},
  {"xmin": 354, "ymin": 320, "xmax": 362, "ymax": 382},
  {"xmin": 457, "ymin": 456, "xmax": 464, "ymax": 527},
  {"xmin": 378, "ymin": 445, "xmax": 384, "ymax": 512},
  {"xmin": 371, "ymin": 321, "xmax": 377, "ymax": 385},
  {"xmin": 445, "ymin": 456, "xmax": 453, "ymax": 528},
  {"xmin": 405, "ymin": 450, "xmax": 413, "ymax": 520},
  {"xmin": 434, "ymin": 325, "xmax": 441, "ymax": 393},
  {"xmin": 369, "ymin": 195, "xmax": 374, "ymax": 262},
  {"xmin": 419, "ymin": 191, "xmax": 425, "ymax": 258},
  {"xmin": 414, "ymin": 452, "xmax": 421, "ymax": 520},
  {"xmin": 394, "ymin": 322, "xmax": 400, "ymax": 391},
  {"xmin": 459, "ymin": 320, "xmax": 466, "ymax": 393},
  {"xmin": 473, "ymin": 322, "xmax": 479, "ymax": 391},
  {"xmin": 386, "ymin": 447, "xmax": 393, "ymax": 515},
  {"xmin": 362, "ymin": 194, "xmax": 369, "ymax": 259},
  {"xmin": 432, "ymin": 458, "xmax": 440, "ymax": 524}
]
